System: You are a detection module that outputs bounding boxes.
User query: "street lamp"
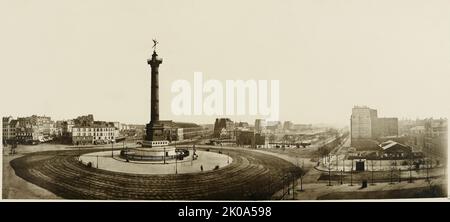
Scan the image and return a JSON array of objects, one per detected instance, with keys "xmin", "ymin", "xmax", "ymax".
[
  {"xmin": 389, "ymin": 153, "xmax": 394, "ymax": 184},
  {"xmin": 292, "ymin": 173, "xmax": 295, "ymax": 200},
  {"xmin": 350, "ymin": 159, "xmax": 353, "ymax": 186},
  {"xmin": 409, "ymin": 153, "xmax": 413, "ymax": 183},
  {"xmin": 299, "ymin": 172, "xmax": 303, "ymax": 192},
  {"xmin": 371, "ymin": 159, "xmax": 374, "ymax": 185},
  {"xmin": 111, "ymin": 141, "xmax": 114, "ymax": 158},
  {"xmin": 328, "ymin": 154, "xmax": 332, "ymax": 186}
]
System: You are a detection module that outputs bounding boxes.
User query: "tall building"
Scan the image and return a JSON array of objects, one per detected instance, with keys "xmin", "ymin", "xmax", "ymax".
[
  {"xmin": 213, "ymin": 118, "xmax": 234, "ymax": 138},
  {"xmin": 254, "ymin": 119, "xmax": 266, "ymax": 133},
  {"xmin": 351, "ymin": 106, "xmax": 399, "ymax": 147},
  {"xmin": 351, "ymin": 106, "xmax": 377, "ymax": 141}
]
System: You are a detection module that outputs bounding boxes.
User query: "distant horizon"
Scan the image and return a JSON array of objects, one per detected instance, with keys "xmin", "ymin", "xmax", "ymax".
[
  {"xmin": 2, "ymin": 0, "xmax": 449, "ymax": 127},
  {"xmin": 2, "ymin": 110, "xmax": 448, "ymax": 128}
]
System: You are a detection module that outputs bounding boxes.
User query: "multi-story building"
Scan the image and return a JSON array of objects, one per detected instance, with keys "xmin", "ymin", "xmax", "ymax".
[
  {"xmin": 254, "ymin": 119, "xmax": 266, "ymax": 133},
  {"xmin": 2, "ymin": 116, "xmax": 17, "ymax": 144},
  {"xmin": 236, "ymin": 130, "xmax": 266, "ymax": 147},
  {"xmin": 423, "ymin": 118, "xmax": 447, "ymax": 157},
  {"xmin": 236, "ymin": 122, "xmax": 249, "ymax": 128},
  {"xmin": 213, "ymin": 118, "xmax": 235, "ymax": 138},
  {"xmin": 350, "ymin": 106, "xmax": 399, "ymax": 148},
  {"xmin": 72, "ymin": 121, "xmax": 116, "ymax": 145},
  {"xmin": 350, "ymin": 106, "xmax": 378, "ymax": 141},
  {"xmin": 15, "ymin": 115, "xmax": 55, "ymax": 144},
  {"xmin": 174, "ymin": 122, "xmax": 203, "ymax": 140},
  {"xmin": 54, "ymin": 119, "xmax": 75, "ymax": 144},
  {"xmin": 374, "ymin": 117, "xmax": 399, "ymax": 138},
  {"xmin": 407, "ymin": 125, "xmax": 426, "ymax": 152},
  {"xmin": 405, "ymin": 118, "xmax": 447, "ymax": 158},
  {"xmin": 74, "ymin": 114, "xmax": 94, "ymax": 126}
]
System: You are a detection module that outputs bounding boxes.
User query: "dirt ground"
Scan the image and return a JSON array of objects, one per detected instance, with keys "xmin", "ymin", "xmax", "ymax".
[{"xmin": 2, "ymin": 153, "xmax": 61, "ymax": 199}]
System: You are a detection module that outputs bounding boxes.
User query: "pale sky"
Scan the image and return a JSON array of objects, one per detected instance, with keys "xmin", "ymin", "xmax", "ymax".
[{"xmin": 1, "ymin": 0, "xmax": 449, "ymax": 126}]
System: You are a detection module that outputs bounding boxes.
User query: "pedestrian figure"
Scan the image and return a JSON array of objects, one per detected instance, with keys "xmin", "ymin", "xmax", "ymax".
[{"xmin": 200, "ymin": 165, "xmax": 203, "ymax": 171}]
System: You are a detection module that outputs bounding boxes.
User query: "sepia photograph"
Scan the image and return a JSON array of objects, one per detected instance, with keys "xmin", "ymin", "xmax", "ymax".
[{"xmin": 1, "ymin": 0, "xmax": 448, "ymax": 206}]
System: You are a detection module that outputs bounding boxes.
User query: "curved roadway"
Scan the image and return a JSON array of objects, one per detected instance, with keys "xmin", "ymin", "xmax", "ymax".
[{"xmin": 10, "ymin": 147, "xmax": 301, "ymax": 200}]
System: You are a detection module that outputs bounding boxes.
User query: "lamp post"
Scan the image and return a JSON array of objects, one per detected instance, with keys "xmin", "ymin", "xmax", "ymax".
[
  {"xmin": 336, "ymin": 154, "xmax": 339, "ymax": 173},
  {"xmin": 291, "ymin": 174, "xmax": 295, "ymax": 200},
  {"xmin": 268, "ymin": 174, "xmax": 272, "ymax": 194},
  {"xmin": 409, "ymin": 153, "xmax": 413, "ymax": 183},
  {"xmin": 389, "ymin": 153, "xmax": 394, "ymax": 184},
  {"xmin": 389, "ymin": 154, "xmax": 394, "ymax": 184},
  {"xmin": 328, "ymin": 154, "xmax": 332, "ymax": 186},
  {"xmin": 111, "ymin": 141, "xmax": 114, "ymax": 158},
  {"xmin": 371, "ymin": 159, "xmax": 374, "ymax": 185},
  {"xmin": 380, "ymin": 159, "xmax": 382, "ymax": 171},
  {"xmin": 350, "ymin": 159, "xmax": 353, "ymax": 186}
]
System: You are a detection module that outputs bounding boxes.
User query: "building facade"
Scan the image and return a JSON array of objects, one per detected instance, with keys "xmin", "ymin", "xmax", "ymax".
[
  {"xmin": 423, "ymin": 118, "xmax": 447, "ymax": 157},
  {"xmin": 351, "ymin": 106, "xmax": 377, "ymax": 141},
  {"xmin": 254, "ymin": 119, "xmax": 266, "ymax": 133},
  {"xmin": 213, "ymin": 118, "xmax": 235, "ymax": 138},
  {"xmin": 351, "ymin": 106, "xmax": 399, "ymax": 147},
  {"xmin": 236, "ymin": 130, "xmax": 266, "ymax": 147},
  {"xmin": 375, "ymin": 117, "xmax": 399, "ymax": 138},
  {"xmin": 14, "ymin": 115, "xmax": 55, "ymax": 144},
  {"xmin": 2, "ymin": 116, "xmax": 17, "ymax": 144},
  {"xmin": 72, "ymin": 122, "xmax": 116, "ymax": 145}
]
